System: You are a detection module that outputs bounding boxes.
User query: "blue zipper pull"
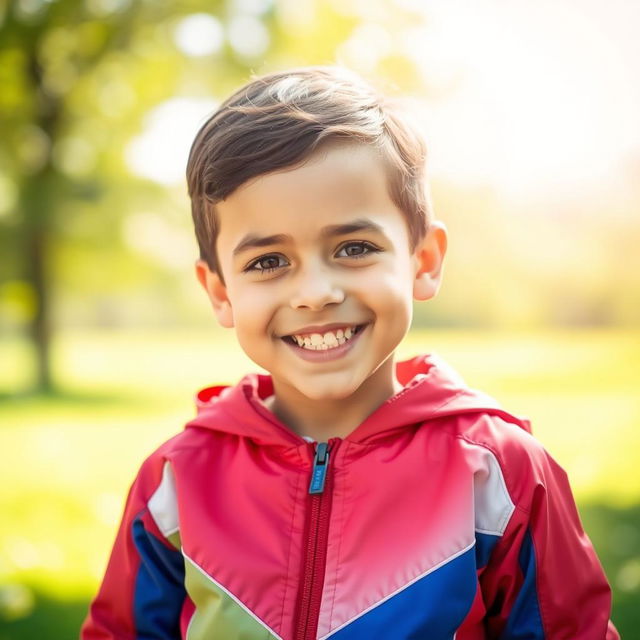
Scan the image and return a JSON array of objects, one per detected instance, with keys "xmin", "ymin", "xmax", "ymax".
[{"xmin": 308, "ymin": 442, "xmax": 329, "ymax": 494}]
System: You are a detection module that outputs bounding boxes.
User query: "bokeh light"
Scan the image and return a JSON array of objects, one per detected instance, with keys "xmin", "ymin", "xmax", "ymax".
[
  {"xmin": 125, "ymin": 97, "xmax": 217, "ymax": 185},
  {"xmin": 173, "ymin": 13, "xmax": 224, "ymax": 57}
]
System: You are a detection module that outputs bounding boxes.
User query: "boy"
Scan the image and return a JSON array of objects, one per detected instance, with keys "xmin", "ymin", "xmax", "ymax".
[{"xmin": 82, "ymin": 67, "xmax": 618, "ymax": 639}]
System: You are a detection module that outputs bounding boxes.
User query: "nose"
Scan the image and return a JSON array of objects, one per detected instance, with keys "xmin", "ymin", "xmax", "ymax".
[{"xmin": 289, "ymin": 260, "xmax": 345, "ymax": 310}]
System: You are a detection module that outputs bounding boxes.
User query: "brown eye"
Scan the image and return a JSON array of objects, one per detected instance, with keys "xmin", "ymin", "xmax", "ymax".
[
  {"xmin": 246, "ymin": 254, "xmax": 288, "ymax": 274},
  {"xmin": 345, "ymin": 244, "xmax": 365, "ymax": 256},
  {"xmin": 336, "ymin": 241, "xmax": 380, "ymax": 259},
  {"xmin": 258, "ymin": 256, "xmax": 281, "ymax": 269}
]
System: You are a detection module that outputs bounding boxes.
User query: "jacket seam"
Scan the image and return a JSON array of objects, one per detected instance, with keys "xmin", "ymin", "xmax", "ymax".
[
  {"xmin": 382, "ymin": 369, "xmax": 465, "ymax": 408},
  {"xmin": 380, "ymin": 374, "xmax": 431, "ymax": 404},
  {"xmin": 429, "ymin": 389, "xmax": 474, "ymax": 412}
]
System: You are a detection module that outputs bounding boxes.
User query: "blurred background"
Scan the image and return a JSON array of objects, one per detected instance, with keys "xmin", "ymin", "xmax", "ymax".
[{"xmin": 1, "ymin": 0, "xmax": 638, "ymax": 637}]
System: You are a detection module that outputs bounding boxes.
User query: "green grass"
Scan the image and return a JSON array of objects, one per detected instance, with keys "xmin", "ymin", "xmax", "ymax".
[{"xmin": 1, "ymin": 328, "xmax": 639, "ymax": 638}]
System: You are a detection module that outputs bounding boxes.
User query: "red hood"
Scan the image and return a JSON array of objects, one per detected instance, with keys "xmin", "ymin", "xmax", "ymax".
[{"xmin": 185, "ymin": 354, "xmax": 531, "ymax": 446}]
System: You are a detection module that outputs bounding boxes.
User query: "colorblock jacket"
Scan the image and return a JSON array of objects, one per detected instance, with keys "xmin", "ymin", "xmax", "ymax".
[{"xmin": 81, "ymin": 355, "xmax": 618, "ymax": 639}]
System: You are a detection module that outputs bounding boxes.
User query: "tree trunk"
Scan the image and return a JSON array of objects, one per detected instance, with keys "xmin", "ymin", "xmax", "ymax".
[
  {"xmin": 27, "ymin": 222, "xmax": 52, "ymax": 392},
  {"xmin": 24, "ymin": 50, "xmax": 59, "ymax": 394}
]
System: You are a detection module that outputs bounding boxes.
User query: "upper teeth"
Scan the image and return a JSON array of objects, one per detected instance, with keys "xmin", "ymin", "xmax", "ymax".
[{"xmin": 291, "ymin": 326, "xmax": 358, "ymax": 350}]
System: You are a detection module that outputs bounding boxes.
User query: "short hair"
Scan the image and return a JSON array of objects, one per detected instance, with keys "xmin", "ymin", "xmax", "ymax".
[{"xmin": 186, "ymin": 66, "xmax": 431, "ymax": 277}]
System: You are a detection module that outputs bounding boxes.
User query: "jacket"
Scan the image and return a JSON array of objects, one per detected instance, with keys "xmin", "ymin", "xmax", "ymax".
[{"xmin": 81, "ymin": 354, "xmax": 618, "ymax": 639}]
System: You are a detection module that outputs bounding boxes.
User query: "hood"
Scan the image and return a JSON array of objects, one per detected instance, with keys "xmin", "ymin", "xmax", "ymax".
[{"xmin": 185, "ymin": 354, "xmax": 531, "ymax": 447}]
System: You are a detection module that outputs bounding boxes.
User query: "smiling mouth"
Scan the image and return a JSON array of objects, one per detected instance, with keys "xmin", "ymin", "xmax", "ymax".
[{"xmin": 282, "ymin": 324, "xmax": 366, "ymax": 351}]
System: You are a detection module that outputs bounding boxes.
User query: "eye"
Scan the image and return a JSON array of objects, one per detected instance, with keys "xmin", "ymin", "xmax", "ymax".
[
  {"xmin": 336, "ymin": 241, "xmax": 381, "ymax": 259},
  {"xmin": 245, "ymin": 253, "xmax": 289, "ymax": 274}
]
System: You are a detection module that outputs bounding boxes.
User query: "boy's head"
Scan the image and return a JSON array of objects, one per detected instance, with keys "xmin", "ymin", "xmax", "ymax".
[
  {"xmin": 187, "ymin": 66, "xmax": 432, "ymax": 281},
  {"xmin": 188, "ymin": 66, "xmax": 447, "ymax": 406}
]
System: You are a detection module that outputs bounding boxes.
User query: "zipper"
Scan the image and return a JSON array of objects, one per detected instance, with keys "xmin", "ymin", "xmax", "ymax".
[
  {"xmin": 309, "ymin": 442, "xmax": 330, "ymax": 494},
  {"xmin": 294, "ymin": 438, "xmax": 341, "ymax": 640}
]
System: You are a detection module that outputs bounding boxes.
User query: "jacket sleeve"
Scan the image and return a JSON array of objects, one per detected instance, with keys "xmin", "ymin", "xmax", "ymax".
[
  {"xmin": 81, "ymin": 455, "xmax": 187, "ymax": 640},
  {"xmin": 478, "ymin": 431, "xmax": 619, "ymax": 639}
]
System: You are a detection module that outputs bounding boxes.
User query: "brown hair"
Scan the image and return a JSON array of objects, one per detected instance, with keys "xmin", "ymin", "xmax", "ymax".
[{"xmin": 186, "ymin": 66, "xmax": 431, "ymax": 277}]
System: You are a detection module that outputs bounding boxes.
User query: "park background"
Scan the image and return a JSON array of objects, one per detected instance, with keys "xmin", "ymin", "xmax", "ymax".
[{"xmin": 1, "ymin": 0, "xmax": 639, "ymax": 637}]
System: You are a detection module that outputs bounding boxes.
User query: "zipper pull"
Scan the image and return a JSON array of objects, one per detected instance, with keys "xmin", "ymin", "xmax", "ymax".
[{"xmin": 308, "ymin": 442, "xmax": 330, "ymax": 494}]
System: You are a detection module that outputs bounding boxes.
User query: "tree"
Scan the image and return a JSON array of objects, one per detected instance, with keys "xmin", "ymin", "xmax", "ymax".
[{"xmin": 0, "ymin": 0, "xmax": 425, "ymax": 393}]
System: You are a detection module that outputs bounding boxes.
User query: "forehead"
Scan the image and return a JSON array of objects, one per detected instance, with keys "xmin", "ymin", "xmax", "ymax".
[{"xmin": 214, "ymin": 143, "xmax": 404, "ymax": 251}]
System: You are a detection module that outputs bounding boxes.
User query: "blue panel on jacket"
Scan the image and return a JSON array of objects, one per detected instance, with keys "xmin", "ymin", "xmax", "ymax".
[
  {"xmin": 501, "ymin": 528, "xmax": 544, "ymax": 638},
  {"xmin": 132, "ymin": 517, "xmax": 186, "ymax": 639},
  {"xmin": 329, "ymin": 545, "xmax": 477, "ymax": 640},
  {"xmin": 475, "ymin": 531, "xmax": 500, "ymax": 569}
]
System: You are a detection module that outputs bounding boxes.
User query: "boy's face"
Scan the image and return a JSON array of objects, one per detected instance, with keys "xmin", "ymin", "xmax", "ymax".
[{"xmin": 196, "ymin": 142, "xmax": 446, "ymax": 405}]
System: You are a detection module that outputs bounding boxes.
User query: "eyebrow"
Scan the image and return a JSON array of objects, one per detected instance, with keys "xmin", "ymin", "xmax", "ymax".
[
  {"xmin": 232, "ymin": 218, "xmax": 386, "ymax": 257},
  {"xmin": 321, "ymin": 219, "xmax": 385, "ymax": 238},
  {"xmin": 232, "ymin": 233, "xmax": 290, "ymax": 257}
]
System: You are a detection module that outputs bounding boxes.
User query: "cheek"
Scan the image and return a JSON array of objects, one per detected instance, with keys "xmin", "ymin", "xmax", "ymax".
[
  {"xmin": 368, "ymin": 268, "xmax": 415, "ymax": 333},
  {"xmin": 368, "ymin": 262, "xmax": 415, "ymax": 306},
  {"xmin": 230, "ymin": 286, "xmax": 279, "ymax": 335}
]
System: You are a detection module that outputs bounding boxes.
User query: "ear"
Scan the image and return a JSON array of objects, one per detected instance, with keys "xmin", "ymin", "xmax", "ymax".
[
  {"xmin": 195, "ymin": 259, "xmax": 234, "ymax": 328},
  {"xmin": 412, "ymin": 221, "xmax": 448, "ymax": 301}
]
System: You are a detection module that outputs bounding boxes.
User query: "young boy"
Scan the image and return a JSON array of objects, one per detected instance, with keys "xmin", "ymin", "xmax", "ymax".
[{"xmin": 82, "ymin": 67, "xmax": 618, "ymax": 639}]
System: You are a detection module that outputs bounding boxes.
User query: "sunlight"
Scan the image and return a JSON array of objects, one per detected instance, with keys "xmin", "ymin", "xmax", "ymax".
[{"xmin": 405, "ymin": 0, "xmax": 640, "ymax": 197}]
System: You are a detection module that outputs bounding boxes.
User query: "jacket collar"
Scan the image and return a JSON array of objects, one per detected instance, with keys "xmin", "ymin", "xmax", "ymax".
[{"xmin": 186, "ymin": 354, "xmax": 530, "ymax": 446}]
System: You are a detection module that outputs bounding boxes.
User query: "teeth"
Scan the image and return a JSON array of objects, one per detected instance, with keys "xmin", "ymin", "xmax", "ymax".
[
  {"xmin": 290, "ymin": 325, "xmax": 361, "ymax": 350},
  {"xmin": 323, "ymin": 332, "xmax": 338, "ymax": 346}
]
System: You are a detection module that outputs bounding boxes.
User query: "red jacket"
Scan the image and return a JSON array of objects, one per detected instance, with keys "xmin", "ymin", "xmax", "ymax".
[{"xmin": 82, "ymin": 354, "xmax": 618, "ymax": 639}]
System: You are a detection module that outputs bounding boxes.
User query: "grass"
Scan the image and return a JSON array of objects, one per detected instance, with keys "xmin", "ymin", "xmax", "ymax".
[{"xmin": 1, "ymin": 327, "xmax": 639, "ymax": 638}]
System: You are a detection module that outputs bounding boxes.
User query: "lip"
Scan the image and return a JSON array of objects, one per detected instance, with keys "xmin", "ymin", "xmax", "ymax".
[{"xmin": 281, "ymin": 324, "xmax": 368, "ymax": 362}]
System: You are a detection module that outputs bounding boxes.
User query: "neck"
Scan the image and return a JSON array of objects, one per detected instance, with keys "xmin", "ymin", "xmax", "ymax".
[{"xmin": 265, "ymin": 360, "xmax": 403, "ymax": 442}]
